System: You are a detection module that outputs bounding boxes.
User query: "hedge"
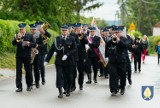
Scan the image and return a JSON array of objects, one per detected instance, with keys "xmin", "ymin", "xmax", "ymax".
[
  {"xmin": 148, "ymin": 36, "xmax": 160, "ymax": 55},
  {"xmin": 0, "ymin": 19, "xmax": 58, "ymax": 53}
]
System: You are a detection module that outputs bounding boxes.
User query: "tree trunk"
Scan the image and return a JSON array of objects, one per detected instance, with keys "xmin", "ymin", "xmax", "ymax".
[
  {"xmin": 137, "ymin": 0, "xmax": 142, "ymax": 31},
  {"xmin": 144, "ymin": 3, "xmax": 152, "ymax": 35}
]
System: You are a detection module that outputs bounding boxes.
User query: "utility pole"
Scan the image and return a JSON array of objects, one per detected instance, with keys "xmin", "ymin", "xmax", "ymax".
[
  {"xmin": 137, "ymin": 0, "xmax": 142, "ymax": 31},
  {"xmin": 120, "ymin": 0, "xmax": 125, "ymax": 25}
]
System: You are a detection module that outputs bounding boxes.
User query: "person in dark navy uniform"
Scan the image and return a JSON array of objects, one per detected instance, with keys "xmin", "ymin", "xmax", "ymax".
[
  {"xmin": 86, "ymin": 27, "xmax": 100, "ymax": 84},
  {"xmin": 35, "ymin": 21, "xmax": 51, "ymax": 85},
  {"xmin": 107, "ymin": 26, "xmax": 127, "ymax": 96},
  {"xmin": 29, "ymin": 24, "xmax": 43, "ymax": 88},
  {"xmin": 73, "ymin": 23, "xmax": 88, "ymax": 90},
  {"xmin": 12, "ymin": 23, "xmax": 36, "ymax": 92},
  {"xmin": 69, "ymin": 23, "xmax": 80, "ymax": 92},
  {"xmin": 125, "ymin": 34, "xmax": 134, "ymax": 85},
  {"xmin": 82, "ymin": 23, "xmax": 90, "ymax": 36},
  {"xmin": 45, "ymin": 25, "xmax": 77, "ymax": 98}
]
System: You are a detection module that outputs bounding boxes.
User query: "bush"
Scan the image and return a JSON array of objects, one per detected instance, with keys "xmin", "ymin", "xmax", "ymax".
[
  {"xmin": 128, "ymin": 30, "xmax": 142, "ymax": 38},
  {"xmin": 0, "ymin": 19, "xmax": 58, "ymax": 53},
  {"xmin": 148, "ymin": 36, "xmax": 160, "ymax": 55}
]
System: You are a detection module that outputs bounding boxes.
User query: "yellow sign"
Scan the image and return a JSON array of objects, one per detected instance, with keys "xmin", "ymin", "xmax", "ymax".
[{"xmin": 129, "ymin": 22, "xmax": 135, "ymax": 31}]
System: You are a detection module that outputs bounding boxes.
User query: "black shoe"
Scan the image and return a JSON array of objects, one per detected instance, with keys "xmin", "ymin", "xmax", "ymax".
[
  {"xmin": 86, "ymin": 81, "xmax": 92, "ymax": 84},
  {"xmin": 105, "ymin": 75, "xmax": 109, "ymax": 79},
  {"xmin": 98, "ymin": 74, "xmax": 103, "ymax": 77},
  {"xmin": 63, "ymin": 91, "xmax": 66, "ymax": 94},
  {"xmin": 128, "ymin": 79, "xmax": 132, "ymax": 85},
  {"xmin": 139, "ymin": 69, "xmax": 141, "ymax": 72},
  {"xmin": 36, "ymin": 83, "xmax": 40, "ymax": 88},
  {"xmin": 42, "ymin": 81, "xmax": 45, "ymax": 85},
  {"xmin": 70, "ymin": 86, "xmax": 76, "ymax": 92},
  {"xmin": 111, "ymin": 92, "xmax": 117, "ymax": 96},
  {"xmin": 58, "ymin": 93, "xmax": 63, "ymax": 98},
  {"xmin": 79, "ymin": 85, "xmax": 83, "ymax": 90},
  {"xmin": 16, "ymin": 88, "xmax": 22, "ymax": 92},
  {"xmin": 27, "ymin": 86, "xmax": 32, "ymax": 91},
  {"xmin": 66, "ymin": 93, "xmax": 70, "ymax": 97},
  {"xmin": 42, "ymin": 78, "xmax": 45, "ymax": 85},
  {"xmin": 120, "ymin": 89, "xmax": 125, "ymax": 95},
  {"xmin": 94, "ymin": 79, "xmax": 98, "ymax": 83}
]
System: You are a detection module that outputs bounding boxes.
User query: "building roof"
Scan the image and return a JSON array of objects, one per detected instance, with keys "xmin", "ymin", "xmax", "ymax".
[{"xmin": 154, "ymin": 22, "xmax": 160, "ymax": 27}]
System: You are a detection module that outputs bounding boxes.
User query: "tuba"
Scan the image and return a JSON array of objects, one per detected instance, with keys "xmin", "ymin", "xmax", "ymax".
[{"xmin": 41, "ymin": 21, "xmax": 51, "ymax": 45}]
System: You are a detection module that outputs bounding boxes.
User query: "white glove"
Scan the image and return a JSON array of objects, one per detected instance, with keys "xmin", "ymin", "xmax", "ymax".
[
  {"xmin": 44, "ymin": 62, "xmax": 48, "ymax": 66},
  {"xmin": 105, "ymin": 57, "xmax": 109, "ymax": 62},
  {"xmin": 85, "ymin": 44, "xmax": 90, "ymax": 50},
  {"xmin": 62, "ymin": 55, "xmax": 68, "ymax": 61},
  {"xmin": 53, "ymin": 52, "xmax": 57, "ymax": 57}
]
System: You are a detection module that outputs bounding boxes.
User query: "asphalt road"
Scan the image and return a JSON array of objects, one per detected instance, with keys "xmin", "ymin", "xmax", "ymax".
[{"xmin": 0, "ymin": 56, "xmax": 160, "ymax": 108}]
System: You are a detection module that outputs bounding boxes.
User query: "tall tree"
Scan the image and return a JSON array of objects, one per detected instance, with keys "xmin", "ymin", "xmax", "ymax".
[
  {"xmin": 74, "ymin": 0, "xmax": 103, "ymax": 22},
  {"xmin": 118, "ymin": 0, "xmax": 160, "ymax": 35}
]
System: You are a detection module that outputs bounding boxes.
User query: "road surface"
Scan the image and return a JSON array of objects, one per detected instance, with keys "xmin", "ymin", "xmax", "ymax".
[{"xmin": 0, "ymin": 56, "xmax": 160, "ymax": 108}]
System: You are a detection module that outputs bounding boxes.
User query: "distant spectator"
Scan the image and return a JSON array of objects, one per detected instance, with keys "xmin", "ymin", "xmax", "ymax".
[
  {"xmin": 156, "ymin": 41, "xmax": 160, "ymax": 64},
  {"xmin": 131, "ymin": 38, "xmax": 143, "ymax": 72},
  {"xmin": 140, "ymin": 35, "xmax": 148, "ymax": 63}
]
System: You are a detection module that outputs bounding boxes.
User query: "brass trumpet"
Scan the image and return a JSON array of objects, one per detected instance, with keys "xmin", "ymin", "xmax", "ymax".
[
  {"xmin": 77, "ymin": 33, "xmax": 84, "ymax": 40},
  {"xmin": 16, "ymin": 33, "xmax": 23, "ymax": 42}
]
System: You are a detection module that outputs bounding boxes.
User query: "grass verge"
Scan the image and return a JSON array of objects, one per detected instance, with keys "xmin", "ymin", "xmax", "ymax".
[{"xmin": 0, "ymin": 52, "xmax": 55, "ymax": 69}]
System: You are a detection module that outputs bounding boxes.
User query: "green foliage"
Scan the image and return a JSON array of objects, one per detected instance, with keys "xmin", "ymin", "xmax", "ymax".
[
  {"xmin": 0, "ymin": 0, "xmax": 103, "ymax": 28},
  {"xmin": 148, "ymin": 36, "xmax": 160, "ymax": 55},
  {"xmin": 118, "ymin": 0, "xmax": 160, "ymax": 36},
  {"xmin": 0, "ymin": 19, "xmax": 58, "ymax": 53},
  {"xmin": 128, "ymin": 30, "xmax": 142, "ymax": 38}
]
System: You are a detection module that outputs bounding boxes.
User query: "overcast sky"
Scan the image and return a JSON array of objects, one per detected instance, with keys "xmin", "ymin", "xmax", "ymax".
[{"xmin": 83, "ymin": 0, "xmax": 119, "ymax": 21}]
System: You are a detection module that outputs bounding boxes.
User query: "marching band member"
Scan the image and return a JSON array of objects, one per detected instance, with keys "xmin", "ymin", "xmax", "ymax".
[
  {"xmin": 69, "ymin": 23, "xmax": 80, "ymax": 92},
  {"xmin": 86, "ymin": 26, "xmax": 100, "ymax": 84},
  {"xmin": 74, "ymin": 23, "xmax": 88, "ymax": 90},
  {"xmin": 45, "ymin": 25, "xmax": 77, "ymax": 98},
  {"xmin": 107, "ymin": 26, "xmax": 127, "ymax": 96},
  {"xmin": 30, "ymin": 23, "xmax": 43, "ymax": 88},
  {"xmin": 12, "ymin": 23, "xmax": 36, "ymax": 92},
  {"xmin": 35, "ymin": 21, "xmax": 51, "ymax": 85}
]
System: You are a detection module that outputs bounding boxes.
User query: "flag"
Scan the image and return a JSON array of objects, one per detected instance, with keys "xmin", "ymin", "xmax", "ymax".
[{"xmin": 91, "ymin": 17, "xmax": 108, "ymax": 67}]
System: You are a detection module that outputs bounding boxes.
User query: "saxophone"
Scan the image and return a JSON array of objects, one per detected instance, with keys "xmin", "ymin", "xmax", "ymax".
[
  {"xmin": 30, "ymin": 48, "xmax": 39, "ymax": 64},
  {"xmin": 30, "ymin": 32, "xmax": 39, "ymax": 64}
]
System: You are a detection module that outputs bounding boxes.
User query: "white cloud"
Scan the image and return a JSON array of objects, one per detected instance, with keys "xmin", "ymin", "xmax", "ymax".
[{"xmin": 83, "ymin": 0, "xmax": 119, "ymax": 20}]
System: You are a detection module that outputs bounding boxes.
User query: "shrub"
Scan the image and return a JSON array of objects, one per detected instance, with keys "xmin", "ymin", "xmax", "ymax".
[
  {"xmin": 0, "ymin": 19, "xmax": 58, "ymax": 53},
  {"xmin": 148, "ymin": 36, "xmax": 160, "ymax": 55}
]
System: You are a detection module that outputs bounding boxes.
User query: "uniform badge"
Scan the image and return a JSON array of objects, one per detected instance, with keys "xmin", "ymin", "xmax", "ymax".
[{"xmin": 142, "ymin": 86, "xmax": 154, "ymax": 101}]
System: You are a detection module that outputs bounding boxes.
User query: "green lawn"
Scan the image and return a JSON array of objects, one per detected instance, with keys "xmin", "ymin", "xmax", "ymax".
[
  {"xmin": 0, "ymin": 52, "xmax": 55, "ymax": 69},
  {"xmin": 0, "ymin": 52, "xmax": 16, "ymax": 69}
]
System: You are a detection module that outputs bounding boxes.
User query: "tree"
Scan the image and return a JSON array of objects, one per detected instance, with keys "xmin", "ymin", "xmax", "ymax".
[
  {"xmin": 73, "ymin": 0, "xmax": 103, "ymax": 22},
  {"xmin": 0, "ymin": 0, "xmax": 103, "ymax": 30},
  {"xmin": 118, "ymin": 0, "xmax": 160, "ymax": 35}
]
